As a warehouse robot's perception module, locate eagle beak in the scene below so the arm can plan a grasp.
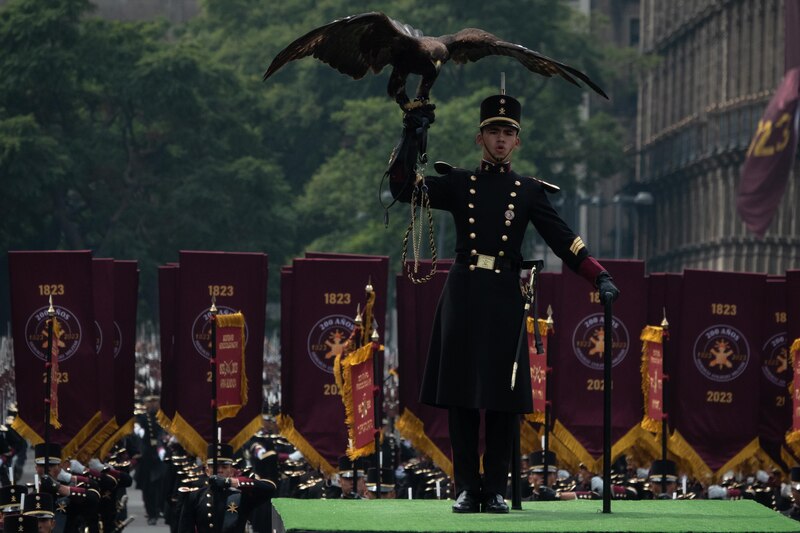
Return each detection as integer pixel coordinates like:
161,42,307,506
434,60,442,71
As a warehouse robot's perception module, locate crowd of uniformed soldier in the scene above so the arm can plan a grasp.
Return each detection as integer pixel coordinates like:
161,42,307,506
3,399,800,533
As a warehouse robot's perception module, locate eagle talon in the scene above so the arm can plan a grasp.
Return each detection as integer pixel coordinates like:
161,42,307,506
403,100,425,111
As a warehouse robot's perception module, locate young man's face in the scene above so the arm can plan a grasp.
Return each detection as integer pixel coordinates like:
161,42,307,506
38,518,55,533
477,125,520,162
205,463,235,478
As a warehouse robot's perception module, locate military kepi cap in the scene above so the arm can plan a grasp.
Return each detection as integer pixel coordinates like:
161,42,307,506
480,94,521,131
34,443,62,465
23,492,54,519
791,466,800,490
529,450,558,473
5,515,39,533
206,443,234,465
0,484,28,512
649,459,678,482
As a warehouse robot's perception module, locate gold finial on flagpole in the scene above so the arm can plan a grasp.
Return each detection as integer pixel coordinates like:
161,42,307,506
365,276,373,294
47,295,55,316
210,295,217,314
354,303,362,325
545,304,554,329
500,72,506,95
660,306,669,329
371,320,379,342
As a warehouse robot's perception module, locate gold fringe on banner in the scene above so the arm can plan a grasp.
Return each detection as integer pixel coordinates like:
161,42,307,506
396,409,453,478
228,415,263,455
781,446,798,473
520,420,541,455
156,409,173,431
714,438,767,478
75,416,119,462
170,412,209,460
63,411,103,460
786,339,800,445
552,420,597,471
336,343,377,461
276,414,336,476
668,428,712,481
215,312,248,421
640,325,664,434
525,412,545,424
98,417,134,460
10,417,43,446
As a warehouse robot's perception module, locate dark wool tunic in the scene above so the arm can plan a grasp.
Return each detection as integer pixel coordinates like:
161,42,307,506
391,160,593,413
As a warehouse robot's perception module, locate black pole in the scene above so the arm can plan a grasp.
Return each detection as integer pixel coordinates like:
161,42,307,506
43,296,54,472
372,327,382,497
602,294,613,514
210,298,218,473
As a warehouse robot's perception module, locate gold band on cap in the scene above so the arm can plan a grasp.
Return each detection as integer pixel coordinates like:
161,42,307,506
479,117,520,130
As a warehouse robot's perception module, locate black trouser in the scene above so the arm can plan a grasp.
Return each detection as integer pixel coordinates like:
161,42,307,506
448,407,516,496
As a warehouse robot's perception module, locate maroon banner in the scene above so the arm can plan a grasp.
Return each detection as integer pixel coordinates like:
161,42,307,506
737,66,800,237
337,344,376,453
215,313,246,421
672,269,766,476
640,327,664,433
279,255,387,475
157,265,179,422
169,251,267,459
395,260,453,476
758,278,791,466
8,251,100,458
527,319,549,418
553,260,647,466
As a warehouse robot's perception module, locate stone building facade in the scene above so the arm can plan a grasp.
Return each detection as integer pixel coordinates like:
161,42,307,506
634,0,800,273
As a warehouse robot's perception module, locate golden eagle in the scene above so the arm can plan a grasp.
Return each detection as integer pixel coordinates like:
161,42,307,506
263,12,608,109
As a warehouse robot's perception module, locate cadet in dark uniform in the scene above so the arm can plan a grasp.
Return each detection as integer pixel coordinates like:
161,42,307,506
389,95,619,514
21,492,55,533
33,444,100,533
177,444,276,533
648,459,678,499
133,396,165,525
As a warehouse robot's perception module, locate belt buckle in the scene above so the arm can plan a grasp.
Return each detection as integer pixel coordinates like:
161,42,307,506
475,254,495,270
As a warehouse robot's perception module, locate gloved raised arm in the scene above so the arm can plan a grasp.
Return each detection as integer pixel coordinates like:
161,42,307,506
387,104,436,203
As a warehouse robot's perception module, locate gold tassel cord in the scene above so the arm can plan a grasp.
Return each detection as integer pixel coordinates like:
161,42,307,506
400,177,438,284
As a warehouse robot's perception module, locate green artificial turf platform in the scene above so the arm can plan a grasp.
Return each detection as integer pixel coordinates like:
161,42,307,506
272,498,800,532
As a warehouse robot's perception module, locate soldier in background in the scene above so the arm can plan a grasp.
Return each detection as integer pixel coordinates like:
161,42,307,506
177,444,276,533
4,404,27,484
33,444,100,533
781,467,800,521
364,468,396,500
648,459,678,500
522,451,558,501
0,484,28,533
21,492,55,533
132,396,165,525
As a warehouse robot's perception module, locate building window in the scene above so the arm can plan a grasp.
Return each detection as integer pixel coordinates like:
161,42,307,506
629,17,640,47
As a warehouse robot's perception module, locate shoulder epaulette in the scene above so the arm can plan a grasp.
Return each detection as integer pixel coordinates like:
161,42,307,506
528,176,561,193
433,161,468,175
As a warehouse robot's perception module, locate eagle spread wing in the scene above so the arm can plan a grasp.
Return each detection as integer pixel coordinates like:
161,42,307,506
441,28,608,99
263,12,421,81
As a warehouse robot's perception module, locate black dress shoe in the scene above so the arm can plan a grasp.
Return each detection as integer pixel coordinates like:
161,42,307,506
483,493,509,513
452,490,481,513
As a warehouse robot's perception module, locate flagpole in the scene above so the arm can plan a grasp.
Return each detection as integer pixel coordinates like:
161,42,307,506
43,295,54,471
210,296,218,472
602,292,614,514
660,309,670,496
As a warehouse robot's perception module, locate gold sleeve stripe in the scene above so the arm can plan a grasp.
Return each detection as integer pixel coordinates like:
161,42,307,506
570,237,585,255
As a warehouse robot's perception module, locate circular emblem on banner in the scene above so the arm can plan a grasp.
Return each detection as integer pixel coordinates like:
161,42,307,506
113,321,122,358
307,315,355,374
761,332,789,387
693,324,750,382
191,306,248,359
24,305,83,362
95,320,103,354
571,313,629,370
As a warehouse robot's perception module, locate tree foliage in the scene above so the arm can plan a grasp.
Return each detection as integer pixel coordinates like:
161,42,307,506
0,0,633,328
